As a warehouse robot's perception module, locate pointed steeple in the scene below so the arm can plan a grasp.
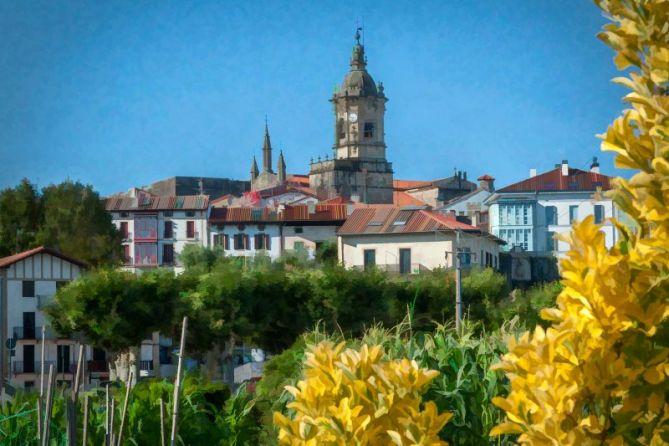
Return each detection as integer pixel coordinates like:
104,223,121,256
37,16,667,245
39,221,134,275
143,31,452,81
277,150,286,184
250,156,259,181
262,120,273,173
350,28,366,70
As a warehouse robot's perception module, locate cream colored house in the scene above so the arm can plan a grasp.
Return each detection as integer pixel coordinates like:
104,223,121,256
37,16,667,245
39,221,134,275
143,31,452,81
338,207,504,273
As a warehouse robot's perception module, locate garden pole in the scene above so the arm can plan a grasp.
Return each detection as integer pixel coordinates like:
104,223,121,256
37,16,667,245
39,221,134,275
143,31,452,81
109,398,116,446
82,394,89,446
455,231,462,332
105,383,110,446
37,325,46,440
68,344,85,445
116,370,133,446
159,397,166,446
41,364,55,446
170,317,188,446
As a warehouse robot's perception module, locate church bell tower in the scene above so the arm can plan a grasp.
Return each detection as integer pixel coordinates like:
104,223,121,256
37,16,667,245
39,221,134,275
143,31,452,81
309,29,394,204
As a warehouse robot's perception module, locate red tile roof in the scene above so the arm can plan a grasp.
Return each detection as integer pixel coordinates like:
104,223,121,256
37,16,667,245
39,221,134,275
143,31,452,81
393,191,429,207
477,174,495,181
497,167,612,193
286,174,310,187
321,195,354,204
209,204,349,224
338,207,495,237
393,179,432,191
105,195,209,211
0,246,86,269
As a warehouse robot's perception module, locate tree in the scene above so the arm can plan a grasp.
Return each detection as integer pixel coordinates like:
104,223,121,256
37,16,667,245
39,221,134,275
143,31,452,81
491,1,669,443
0,178,42,255
37,180,122,266
0,179,122,266
45,268,180,384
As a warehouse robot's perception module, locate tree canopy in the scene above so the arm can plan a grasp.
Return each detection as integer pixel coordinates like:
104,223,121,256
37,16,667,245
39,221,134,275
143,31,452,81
0,178,122,266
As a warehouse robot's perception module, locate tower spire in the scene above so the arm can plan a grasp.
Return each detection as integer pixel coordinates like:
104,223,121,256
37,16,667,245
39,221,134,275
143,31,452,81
350,27,366,70
250,156,259,181
262,120,273,173
278,150,286,184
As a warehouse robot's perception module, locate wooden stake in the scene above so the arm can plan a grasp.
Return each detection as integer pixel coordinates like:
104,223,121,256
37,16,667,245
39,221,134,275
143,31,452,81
116,371,133,446
105,384,110,446
109,398,116,446
73,344,85,401
36,398,42,442
68,344,85,446
159,398,166,446
170,317,188,446
41,364,55,446
82,394,89,446
37,325,46,440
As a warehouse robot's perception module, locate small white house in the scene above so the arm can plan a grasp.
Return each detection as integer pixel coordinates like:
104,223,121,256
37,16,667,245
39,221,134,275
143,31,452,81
209,204,349,260
0,247,103,392
106,191,209,273
338,207,504,273
485,159,618,257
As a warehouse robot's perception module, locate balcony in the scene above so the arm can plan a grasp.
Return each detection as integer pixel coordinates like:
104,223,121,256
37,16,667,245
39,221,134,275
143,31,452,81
12,326,57,340
12,361,55,374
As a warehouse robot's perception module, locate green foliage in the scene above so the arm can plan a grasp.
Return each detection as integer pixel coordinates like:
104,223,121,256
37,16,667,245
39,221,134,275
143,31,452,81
485,281,561,329
45,268,180,353
314,239,338,266
0,179,122,266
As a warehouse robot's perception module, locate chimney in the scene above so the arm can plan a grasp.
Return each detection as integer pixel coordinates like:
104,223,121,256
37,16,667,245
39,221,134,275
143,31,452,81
529,168,537,178
477,175,495,192
561,160,569,177
463,171,467,181
590,156,600,174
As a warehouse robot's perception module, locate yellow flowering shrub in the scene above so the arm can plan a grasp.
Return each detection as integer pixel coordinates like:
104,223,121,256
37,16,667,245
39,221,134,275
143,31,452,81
491,1,669,444
273,341,452,445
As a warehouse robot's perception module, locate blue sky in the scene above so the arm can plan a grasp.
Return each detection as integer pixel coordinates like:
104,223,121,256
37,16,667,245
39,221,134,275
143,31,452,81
0,0,625,195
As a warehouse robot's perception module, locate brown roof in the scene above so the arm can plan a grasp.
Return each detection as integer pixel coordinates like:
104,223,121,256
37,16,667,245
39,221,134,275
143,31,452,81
393,179,432,191
105,195,209,211
209,204,348,224
338,207,496,237
286,174,310,187
497,167,612,193
0,246,86,269
393,191,429,207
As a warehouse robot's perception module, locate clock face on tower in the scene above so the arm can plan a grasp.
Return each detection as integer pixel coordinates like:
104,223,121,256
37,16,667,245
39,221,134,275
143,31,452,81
348,112,358,123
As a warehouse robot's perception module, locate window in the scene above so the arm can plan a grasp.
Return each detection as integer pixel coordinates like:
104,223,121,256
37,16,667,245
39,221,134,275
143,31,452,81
254,234,271,250
162,244,174,265
294,241,305,251
119,222,129,239
569,205,579,223
337,118,345,139
185,211,195,217
22,280,35,298
234,234,249,250
164,221,173,239
123,245,131,264
120,212,129,218
546,231,557,252
186,221,195,238
363,249,376,271
23,312,35,339
134,243,158,266
134,216,158,240
23,345,35,373
57,345,71,374
294,227,303,234
163,211,173,217
458,247,472,267
24,381,35,390
213,234,229,249
159,346,172,365
545,206,557,225
498,204,532,226
594,204,605,224
363,122,375,138
399,249,411,274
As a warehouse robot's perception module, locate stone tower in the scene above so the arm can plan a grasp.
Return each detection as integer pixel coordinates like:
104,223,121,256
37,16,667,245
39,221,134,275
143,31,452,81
309,29,394,203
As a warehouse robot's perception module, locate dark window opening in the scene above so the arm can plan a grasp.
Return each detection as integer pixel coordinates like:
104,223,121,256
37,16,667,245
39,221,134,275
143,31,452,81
594,205,605,224
234,234,249,250
363,249,376,271
22,281,35,298
254,233,271,250
186,221,195,238
120,222,129,239
185,211,195,217
364,122,375,138
294,227,303,234
162,244,174,265
164,221,173,238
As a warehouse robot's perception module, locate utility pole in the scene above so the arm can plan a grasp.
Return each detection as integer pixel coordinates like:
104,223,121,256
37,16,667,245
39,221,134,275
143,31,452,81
445,230,463,332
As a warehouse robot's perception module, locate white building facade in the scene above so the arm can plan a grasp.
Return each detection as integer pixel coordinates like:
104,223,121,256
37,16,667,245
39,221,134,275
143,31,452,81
0,247,102,392
106,193,209,273
338,208,504,273
486,160,617,257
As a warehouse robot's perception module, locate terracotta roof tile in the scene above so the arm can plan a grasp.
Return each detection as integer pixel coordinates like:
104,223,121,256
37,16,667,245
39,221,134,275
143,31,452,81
105,195,209,211
0,246,86,269
393,179,432,191
393,191,429,207
497,167,612,193
209,204,348,224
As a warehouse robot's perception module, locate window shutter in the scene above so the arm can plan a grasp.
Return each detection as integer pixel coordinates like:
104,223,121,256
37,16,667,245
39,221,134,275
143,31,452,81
265,234,271,250
245,234,250,250
224,234,230,250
